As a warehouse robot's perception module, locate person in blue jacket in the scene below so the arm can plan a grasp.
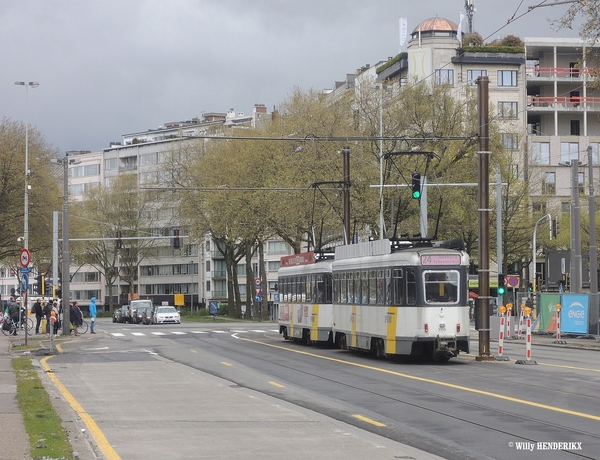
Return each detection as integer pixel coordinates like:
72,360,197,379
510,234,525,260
89,297,97,334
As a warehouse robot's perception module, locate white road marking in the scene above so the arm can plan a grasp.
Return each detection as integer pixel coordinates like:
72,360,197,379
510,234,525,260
171,331,186,335
111,333,125,337
152,332,166,335
132,332,145,336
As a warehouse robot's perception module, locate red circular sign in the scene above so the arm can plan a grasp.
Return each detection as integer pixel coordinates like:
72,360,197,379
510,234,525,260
20,248,31,268
507,275,519,287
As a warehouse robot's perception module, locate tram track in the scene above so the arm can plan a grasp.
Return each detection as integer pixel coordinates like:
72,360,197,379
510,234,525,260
166,331,600,459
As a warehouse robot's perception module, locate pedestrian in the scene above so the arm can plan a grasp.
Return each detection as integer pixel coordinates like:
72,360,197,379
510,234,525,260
70,302,82,336
7,297,19,336
51,301,60,336
43,301,52,336
32,298,44,334
89,297,97,334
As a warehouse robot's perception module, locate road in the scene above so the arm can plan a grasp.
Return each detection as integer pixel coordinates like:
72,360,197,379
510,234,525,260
37,319,600,460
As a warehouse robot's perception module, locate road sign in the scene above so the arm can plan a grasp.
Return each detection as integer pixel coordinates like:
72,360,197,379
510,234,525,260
254,277,261,287
20,248,31,268
507,275,520,287
20,273,29,292
20,267,29,274
255,294,262,303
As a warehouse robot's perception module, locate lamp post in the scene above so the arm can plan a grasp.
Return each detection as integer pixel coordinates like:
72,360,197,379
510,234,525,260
532,214,551,292
51,153,81,335
14,81,39,250
190,260,195,313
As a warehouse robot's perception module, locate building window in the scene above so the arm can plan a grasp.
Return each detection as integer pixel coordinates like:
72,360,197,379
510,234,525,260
467,69,487,86
501,133,518,150
533,202,547,214
140,153,158,166
531,142,550,165
560,142,579,163
590,143,600,165
267,241,288,253
498,102,518,118
510,164,519,178
571,120,580,136
579,172,585,194
561,201,570,212
237,264,246,276
435,69,454,85
542,172,555,194
104,158,117,171
498,70,517,86
205,260,210,272
268,261,280,272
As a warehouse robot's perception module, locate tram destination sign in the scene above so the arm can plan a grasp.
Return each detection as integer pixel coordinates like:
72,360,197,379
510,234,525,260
280,252,316,267
421,254,461,266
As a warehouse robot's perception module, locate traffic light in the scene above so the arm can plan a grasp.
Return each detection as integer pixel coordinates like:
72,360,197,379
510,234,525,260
552,218,559,238
173,228,181,249
116,230,123,249
411,172,421,199
36,275,42,294
41,276,46,295
528,282,533,292
498,273,506,295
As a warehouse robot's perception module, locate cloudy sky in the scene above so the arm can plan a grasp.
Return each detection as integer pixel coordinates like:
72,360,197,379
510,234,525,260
2,0,580,154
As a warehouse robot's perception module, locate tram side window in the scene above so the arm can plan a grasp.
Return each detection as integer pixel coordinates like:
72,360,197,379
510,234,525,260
385,269,392,305
341,273,347,303
392,269,404,305
324,273,332,303
304,275,311,303
347,272,355,303
361,271,369,304
377,270,385,305
369,270,377,304
333,273,339,303
406,268,417,305
280,278,287,302
300,275,307,302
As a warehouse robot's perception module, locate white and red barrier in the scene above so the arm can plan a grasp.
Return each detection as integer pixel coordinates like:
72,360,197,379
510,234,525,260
515,306,537,365
495,306,509,361
517,306,525,340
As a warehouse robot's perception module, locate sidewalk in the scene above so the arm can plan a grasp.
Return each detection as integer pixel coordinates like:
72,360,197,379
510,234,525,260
0,332,31,460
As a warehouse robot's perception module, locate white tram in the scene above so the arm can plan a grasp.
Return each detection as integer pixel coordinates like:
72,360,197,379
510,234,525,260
277,252,333,344
331,239,470,361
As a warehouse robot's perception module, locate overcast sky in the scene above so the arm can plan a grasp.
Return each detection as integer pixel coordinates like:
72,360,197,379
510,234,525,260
2,1,580,154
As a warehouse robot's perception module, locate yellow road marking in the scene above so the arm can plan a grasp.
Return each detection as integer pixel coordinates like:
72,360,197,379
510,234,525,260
221,361,233,366
40,356,121,460
268,381,285,388
538,362,600,373
353,414,386,427
189,349,198,353
239,337,600,422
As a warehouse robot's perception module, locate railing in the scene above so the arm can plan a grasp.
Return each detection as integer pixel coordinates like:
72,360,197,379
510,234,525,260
527,95,600,110
526,66,596,79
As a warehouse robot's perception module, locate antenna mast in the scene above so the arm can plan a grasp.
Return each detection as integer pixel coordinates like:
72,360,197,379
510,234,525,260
465,0,475,34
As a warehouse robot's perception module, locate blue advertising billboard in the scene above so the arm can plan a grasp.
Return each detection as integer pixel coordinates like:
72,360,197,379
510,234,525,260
560,294,588,334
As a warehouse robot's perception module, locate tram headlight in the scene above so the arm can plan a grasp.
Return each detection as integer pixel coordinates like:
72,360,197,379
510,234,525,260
456,323,461,333
424,323,429,333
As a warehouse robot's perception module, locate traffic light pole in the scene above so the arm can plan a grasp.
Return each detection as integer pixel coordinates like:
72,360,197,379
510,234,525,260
532,214,551,293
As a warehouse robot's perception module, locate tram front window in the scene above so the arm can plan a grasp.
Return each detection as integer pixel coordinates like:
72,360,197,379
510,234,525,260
424,271,459,304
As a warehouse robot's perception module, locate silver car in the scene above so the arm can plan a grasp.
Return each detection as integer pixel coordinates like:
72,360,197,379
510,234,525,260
153,306,181,324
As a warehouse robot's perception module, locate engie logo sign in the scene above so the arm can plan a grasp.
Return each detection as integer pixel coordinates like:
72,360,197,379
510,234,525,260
560,294,589,334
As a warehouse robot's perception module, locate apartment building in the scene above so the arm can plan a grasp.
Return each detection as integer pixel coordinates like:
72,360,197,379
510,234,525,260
52,106,288,313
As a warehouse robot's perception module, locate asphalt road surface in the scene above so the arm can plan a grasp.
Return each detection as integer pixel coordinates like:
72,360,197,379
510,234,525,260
36,319,600,460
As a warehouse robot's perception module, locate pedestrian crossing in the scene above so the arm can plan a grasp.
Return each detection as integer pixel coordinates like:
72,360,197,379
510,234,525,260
108,329,279,338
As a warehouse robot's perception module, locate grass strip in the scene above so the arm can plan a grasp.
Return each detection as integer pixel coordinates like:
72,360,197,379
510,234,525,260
12,356,74,460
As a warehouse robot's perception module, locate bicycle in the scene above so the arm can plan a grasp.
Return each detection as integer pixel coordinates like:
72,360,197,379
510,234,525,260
78,320,89,334
1,315,34,337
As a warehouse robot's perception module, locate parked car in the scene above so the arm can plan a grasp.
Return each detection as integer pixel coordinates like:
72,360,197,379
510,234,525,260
153,306,181,324
115,305,131,323
141,307,154,325
134,306,151,324
129,299,153,324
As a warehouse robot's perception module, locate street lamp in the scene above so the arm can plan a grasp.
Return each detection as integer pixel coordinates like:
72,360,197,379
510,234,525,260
14,81,39,250
51,153,81,335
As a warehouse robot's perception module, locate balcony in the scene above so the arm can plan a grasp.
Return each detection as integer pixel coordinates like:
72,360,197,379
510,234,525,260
526,95,600,112
526,66,596,81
